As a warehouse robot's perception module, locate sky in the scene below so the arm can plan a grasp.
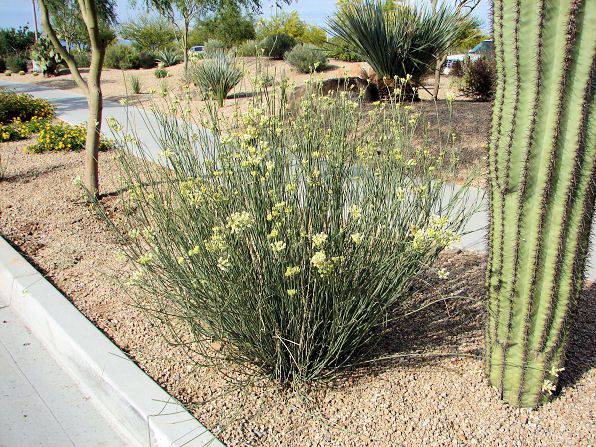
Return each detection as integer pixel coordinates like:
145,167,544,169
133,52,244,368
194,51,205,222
0,0,492,33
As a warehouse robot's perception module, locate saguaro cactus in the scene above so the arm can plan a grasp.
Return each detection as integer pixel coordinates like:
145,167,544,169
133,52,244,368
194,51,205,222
486,0,595,407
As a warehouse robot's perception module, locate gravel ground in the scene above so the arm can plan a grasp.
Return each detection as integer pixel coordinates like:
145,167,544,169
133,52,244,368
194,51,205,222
0,139,593,446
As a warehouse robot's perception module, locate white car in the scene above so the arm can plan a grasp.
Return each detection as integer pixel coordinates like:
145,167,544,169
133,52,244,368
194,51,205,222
443,39,494,74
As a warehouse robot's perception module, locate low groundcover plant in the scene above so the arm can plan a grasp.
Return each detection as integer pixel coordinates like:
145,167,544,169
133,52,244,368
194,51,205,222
104,82,473,383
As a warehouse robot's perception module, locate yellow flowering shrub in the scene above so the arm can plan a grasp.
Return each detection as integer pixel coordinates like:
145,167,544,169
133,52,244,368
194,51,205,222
0,116,51,143
27,122,112,153
0,91,54,124
103,78,475,383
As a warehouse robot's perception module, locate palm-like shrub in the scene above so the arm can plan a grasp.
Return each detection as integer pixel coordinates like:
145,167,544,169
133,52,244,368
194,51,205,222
190,53,243,106
284,44,328,73
103,83,474,383
328,1,463,92
260,33,296,59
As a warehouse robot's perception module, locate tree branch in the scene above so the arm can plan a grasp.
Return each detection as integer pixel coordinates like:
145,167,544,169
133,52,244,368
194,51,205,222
38,0,89,94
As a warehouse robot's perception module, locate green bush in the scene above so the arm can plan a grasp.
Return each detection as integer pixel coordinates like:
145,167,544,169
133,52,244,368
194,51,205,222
30,37,63,76
190,53,243,106
235,39,260,57
260,33,296,59
104,83,472,383
4,70,11,76
324,36,361,62
0,91,54,124
119,15,178,54
5,54,28,73
328,2,463,87
460,56,496,101
154,68,168,78
28,121,111,153
72,50,91,68
104,44,156,69
204,39,228,58
284,44,328,73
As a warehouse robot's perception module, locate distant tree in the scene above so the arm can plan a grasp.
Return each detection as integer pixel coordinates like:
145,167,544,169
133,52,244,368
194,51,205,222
38,0,117,198
256,11,327,46
120,15,179,53
193,2,255,46
0,26,36,57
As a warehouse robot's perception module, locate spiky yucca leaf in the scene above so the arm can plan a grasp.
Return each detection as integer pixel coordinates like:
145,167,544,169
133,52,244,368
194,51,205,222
191,52,243,107
328,0,463,86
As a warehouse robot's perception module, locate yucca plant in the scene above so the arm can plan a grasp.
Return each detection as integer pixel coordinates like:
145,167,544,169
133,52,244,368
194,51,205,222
328,0,463,97
486,0,595,407
102,81,475,383
156,48,181,67
190,53,243,106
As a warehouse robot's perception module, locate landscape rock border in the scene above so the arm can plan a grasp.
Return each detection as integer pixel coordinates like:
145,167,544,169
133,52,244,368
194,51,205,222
0,236,224,447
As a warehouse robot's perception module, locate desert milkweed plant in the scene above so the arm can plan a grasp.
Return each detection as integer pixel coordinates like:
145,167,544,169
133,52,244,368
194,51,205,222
103,79,475,383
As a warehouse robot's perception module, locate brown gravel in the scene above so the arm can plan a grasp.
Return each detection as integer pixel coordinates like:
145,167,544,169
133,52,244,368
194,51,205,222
1,138,594,447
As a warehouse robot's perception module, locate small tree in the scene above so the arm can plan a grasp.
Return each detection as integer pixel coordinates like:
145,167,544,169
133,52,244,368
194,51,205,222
38,0,116,197
120,15,179,53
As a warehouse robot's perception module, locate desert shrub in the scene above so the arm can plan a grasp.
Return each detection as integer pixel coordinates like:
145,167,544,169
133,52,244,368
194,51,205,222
193,2,256,47
72,50,91,68
329,2,463,89
190,53,243,106
102,81,473,383
235,39,260,57
28,121,111,153
30,37,64,76
0,58,6,73
324,36,360,62
450,60,464,77
460,56,496,101
260,33,296,59
138,52,157,69
19,70,25,75
204,39,228,58
0,91,54,124
154,68,168,78
5,54,28,73
129,75,142,94
0,116,49,142
156,48,181,67
284,44,328,73
4,70,11,76
104,44,140,69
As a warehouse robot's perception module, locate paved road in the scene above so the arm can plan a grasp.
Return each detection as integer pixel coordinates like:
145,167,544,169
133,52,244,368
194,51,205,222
1,80,594,279
0,305,128,446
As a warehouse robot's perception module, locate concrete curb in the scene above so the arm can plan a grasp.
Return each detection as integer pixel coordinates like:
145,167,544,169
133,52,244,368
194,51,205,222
0,236,224,447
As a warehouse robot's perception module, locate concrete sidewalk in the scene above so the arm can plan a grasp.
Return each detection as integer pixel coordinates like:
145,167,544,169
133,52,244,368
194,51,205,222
1,79,594,278
0,305,128,447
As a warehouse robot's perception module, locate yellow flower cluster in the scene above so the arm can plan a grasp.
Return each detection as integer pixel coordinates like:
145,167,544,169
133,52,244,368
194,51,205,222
28,122,112,154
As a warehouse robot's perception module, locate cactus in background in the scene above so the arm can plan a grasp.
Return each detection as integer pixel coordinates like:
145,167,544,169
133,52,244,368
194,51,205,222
486,0,595,407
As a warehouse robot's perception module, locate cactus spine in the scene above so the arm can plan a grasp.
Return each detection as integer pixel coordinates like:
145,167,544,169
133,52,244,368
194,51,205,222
486,0,595,407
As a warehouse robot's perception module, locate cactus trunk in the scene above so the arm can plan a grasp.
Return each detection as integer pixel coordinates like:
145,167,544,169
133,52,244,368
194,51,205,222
486,0,595,407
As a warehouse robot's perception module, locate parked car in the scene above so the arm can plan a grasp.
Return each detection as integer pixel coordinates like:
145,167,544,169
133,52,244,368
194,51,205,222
188,45,205,54
443,39,494,74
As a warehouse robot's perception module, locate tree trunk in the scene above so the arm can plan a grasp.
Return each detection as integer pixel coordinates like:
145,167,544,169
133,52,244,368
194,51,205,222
486,0,595,408
183,18,189,72
84,45,105,197
432,55,447,100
